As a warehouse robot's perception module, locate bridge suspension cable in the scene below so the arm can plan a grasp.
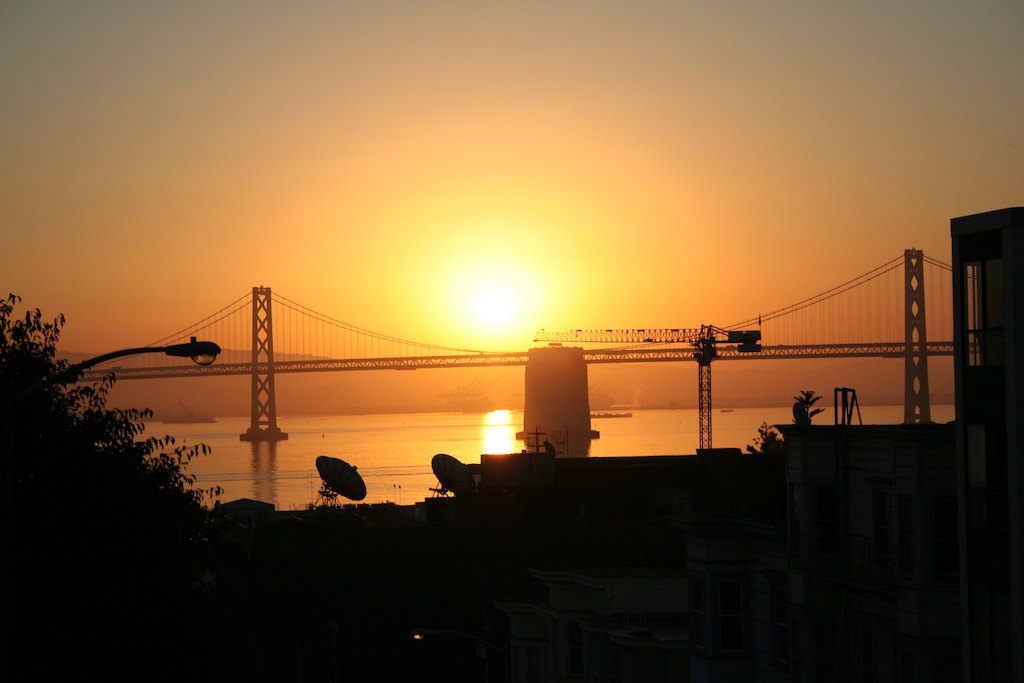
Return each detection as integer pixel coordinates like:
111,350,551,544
144,292,252,348
271,292,489,357
728,255,905,329
727,254,952,348
922,255,952,271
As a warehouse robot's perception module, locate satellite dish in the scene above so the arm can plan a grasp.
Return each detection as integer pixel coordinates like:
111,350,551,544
315,455,367,501
431,453,470,496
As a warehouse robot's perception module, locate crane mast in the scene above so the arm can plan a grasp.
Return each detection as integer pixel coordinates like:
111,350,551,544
532,326,761,450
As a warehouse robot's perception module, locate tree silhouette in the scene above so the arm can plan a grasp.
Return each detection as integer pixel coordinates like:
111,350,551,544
746,421,785,455
792,389,825,425
738,422,786,526
1,294,220,678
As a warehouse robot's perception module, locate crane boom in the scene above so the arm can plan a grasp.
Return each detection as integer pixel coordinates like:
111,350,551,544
533,328,705,344
533,326,761,450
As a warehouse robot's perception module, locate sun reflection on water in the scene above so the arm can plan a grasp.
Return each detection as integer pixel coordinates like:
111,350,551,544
480,409,517,455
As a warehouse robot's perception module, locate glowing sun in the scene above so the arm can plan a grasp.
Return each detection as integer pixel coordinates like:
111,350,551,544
474,285,518,326
447,259,540,345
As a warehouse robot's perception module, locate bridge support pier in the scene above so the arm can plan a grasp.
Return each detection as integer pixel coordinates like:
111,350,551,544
241,286,288,442
904,249,932,424
517,346,599,457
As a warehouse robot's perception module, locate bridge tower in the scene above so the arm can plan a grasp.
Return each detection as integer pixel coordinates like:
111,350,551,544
240,286,288,442
904,248,932,424
517,346,599,456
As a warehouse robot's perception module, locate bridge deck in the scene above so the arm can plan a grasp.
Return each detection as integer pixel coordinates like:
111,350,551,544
78,342,953,381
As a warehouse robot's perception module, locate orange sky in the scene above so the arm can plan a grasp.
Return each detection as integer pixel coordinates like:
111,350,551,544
2,2,1022,354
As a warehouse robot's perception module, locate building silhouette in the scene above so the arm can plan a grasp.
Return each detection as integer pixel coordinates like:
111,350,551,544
952,207,1024,681
773,422,960,682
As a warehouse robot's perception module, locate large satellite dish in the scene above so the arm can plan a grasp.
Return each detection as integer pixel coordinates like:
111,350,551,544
315,455,367,502
431,453,470,497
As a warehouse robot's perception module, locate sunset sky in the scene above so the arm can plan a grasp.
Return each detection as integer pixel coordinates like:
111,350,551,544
3,1,1021,354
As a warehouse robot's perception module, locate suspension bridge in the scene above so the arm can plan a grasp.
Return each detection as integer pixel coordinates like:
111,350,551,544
79,249,953,445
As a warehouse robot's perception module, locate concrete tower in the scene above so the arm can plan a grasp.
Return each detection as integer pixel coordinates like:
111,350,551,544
520,346,599,457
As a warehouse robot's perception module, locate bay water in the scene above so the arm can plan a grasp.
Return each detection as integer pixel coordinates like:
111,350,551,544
168,405,955,511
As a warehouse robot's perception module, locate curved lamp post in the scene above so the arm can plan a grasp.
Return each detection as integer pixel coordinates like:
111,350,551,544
16,336,221,399
1,336,220,674
86,336,220,368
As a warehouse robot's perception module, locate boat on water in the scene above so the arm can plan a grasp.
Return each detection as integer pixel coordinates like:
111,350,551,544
590,412,633,419
160,402,216,424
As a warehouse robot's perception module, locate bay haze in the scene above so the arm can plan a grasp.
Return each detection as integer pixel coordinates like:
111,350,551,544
3,2,1019,402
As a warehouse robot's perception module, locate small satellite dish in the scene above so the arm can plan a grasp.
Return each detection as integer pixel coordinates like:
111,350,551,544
431,453,470,496
316,455,367,502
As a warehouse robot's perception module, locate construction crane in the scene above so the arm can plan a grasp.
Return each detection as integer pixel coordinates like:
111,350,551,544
532,326,761,450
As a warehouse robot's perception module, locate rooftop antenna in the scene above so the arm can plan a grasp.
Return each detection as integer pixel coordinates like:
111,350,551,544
430,453,472,497
834,387,862,426
526,427,546,453
314,455,367,506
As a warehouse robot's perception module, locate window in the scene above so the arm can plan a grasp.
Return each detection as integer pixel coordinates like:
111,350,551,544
567,621,583,677
967,423,1009,529
898,495,915,579
817,486,839,555
967,423,987,489
772,582,789,667
873,490,890,568
899,649,919,683
934,659,961,683
931,498,959,580
551,618,584,678
690,574,706,650
862,630,875,683
815,625,836,680
964,258,1004,366
789,483,801,552
969,587,1012,680
719,579,744,652
512,643,545,683
791,619,802,682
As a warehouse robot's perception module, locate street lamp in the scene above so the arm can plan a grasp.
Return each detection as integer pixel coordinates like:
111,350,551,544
1,336,221,676
132,337,220,366
19,336,221,398
411,628,505,681
8,336,221,404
